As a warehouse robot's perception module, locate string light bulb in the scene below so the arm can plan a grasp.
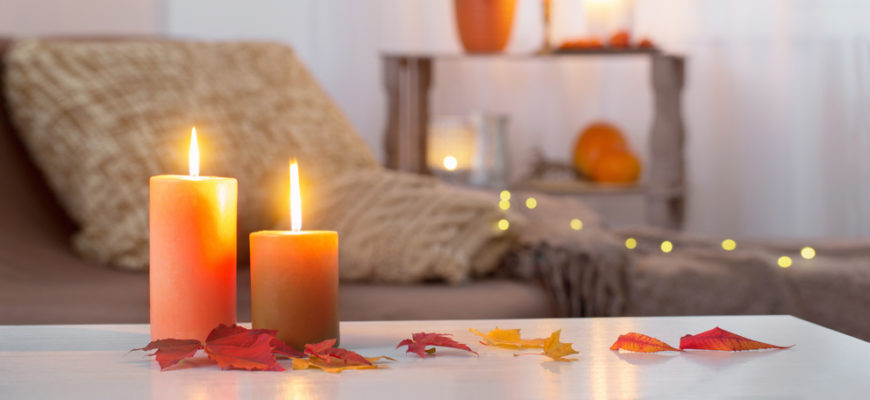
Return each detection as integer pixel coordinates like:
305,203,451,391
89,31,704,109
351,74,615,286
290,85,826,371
800,246,816,260
525,197,537,209
497,218,510,231
499,190,511,201
625,238,637,250
778,256,792,268
660,240,673,253
721,239,737,251
499,200,510,210
570,219,583,231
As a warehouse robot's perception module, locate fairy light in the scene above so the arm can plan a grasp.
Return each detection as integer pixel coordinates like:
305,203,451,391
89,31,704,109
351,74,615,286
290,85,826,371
570,218,583,231
800,246,816,260
660,240,673,253
499,190,511,201
525,197,538,209
499,199,510,210
488,194,812,274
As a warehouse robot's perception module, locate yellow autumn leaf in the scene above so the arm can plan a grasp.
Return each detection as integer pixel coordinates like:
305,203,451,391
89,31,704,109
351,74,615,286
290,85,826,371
470,327,547,349
542,329,578,361
291,356,392,373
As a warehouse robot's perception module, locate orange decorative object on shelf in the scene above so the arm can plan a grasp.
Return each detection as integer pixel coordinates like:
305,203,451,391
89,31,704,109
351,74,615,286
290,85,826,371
572,121,641,183
572,122,626,174
454,0,517,53
609,30,631,48
588,149,641,183
638,37,655,49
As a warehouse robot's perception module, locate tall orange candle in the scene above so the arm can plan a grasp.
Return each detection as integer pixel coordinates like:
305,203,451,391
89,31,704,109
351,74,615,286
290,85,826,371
149,127,237,340
250,160,339,349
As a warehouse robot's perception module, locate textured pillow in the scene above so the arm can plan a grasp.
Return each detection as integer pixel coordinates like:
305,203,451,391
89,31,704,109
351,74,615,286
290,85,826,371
4,39,515,283
4,39,377,270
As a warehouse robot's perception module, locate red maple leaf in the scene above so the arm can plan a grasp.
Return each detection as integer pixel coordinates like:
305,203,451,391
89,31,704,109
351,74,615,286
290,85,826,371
680,327,793,351
132,339,203,370
304,339,372,367
205,333,284,371
271,338,305,358
205,324,304,358
397,332,478,357
134,324,303,371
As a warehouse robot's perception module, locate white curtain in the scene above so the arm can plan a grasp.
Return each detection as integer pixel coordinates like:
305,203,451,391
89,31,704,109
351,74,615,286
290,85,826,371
166,0,870,239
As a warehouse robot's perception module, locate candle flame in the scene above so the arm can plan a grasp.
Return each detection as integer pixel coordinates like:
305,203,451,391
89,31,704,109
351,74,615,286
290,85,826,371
290,160,302,232
189,127,199,177
443,155,458,171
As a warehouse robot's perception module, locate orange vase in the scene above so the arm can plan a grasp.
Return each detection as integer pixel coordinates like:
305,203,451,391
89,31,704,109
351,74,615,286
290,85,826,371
454,0,517,53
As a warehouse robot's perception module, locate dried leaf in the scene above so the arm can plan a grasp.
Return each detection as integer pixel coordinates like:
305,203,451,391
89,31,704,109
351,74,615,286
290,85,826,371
206,324,304,358
304,339,372,367
542,329,578,361
271,338,305,358
679,327,793,351
397,332,478,358
134,324,303,371
132,339,203,370
205,333,284,371
470,327,547,349
205,324,275,341
292,356,391,373
610,332,681,353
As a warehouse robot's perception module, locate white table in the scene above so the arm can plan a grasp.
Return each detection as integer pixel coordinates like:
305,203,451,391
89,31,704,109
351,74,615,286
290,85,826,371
2,315,868,399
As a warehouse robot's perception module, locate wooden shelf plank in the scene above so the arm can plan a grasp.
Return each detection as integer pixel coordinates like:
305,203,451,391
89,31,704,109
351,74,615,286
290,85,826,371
516,179,646,195
382,48,661,60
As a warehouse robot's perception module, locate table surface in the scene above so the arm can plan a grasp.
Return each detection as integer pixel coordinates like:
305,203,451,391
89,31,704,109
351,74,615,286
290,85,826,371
2,315,868,399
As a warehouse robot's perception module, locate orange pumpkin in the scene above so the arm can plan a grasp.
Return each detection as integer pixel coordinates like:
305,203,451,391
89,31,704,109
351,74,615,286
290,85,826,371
572,122,627,176
588,149,641,183
609,30,631,48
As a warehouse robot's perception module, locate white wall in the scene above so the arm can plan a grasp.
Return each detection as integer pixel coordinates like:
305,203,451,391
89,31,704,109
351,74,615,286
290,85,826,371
166,0,386,161
0,0,160,36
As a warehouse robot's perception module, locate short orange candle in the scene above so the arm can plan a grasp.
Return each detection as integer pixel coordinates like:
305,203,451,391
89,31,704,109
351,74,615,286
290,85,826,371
149,128,237,340
250,161,339,349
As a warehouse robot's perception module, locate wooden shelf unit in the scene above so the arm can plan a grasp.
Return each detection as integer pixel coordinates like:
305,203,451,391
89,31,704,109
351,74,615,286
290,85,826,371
382,51,686,229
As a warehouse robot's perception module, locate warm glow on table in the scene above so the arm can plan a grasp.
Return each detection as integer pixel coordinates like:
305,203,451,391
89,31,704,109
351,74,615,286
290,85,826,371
250,160,339,349
149,128,237,340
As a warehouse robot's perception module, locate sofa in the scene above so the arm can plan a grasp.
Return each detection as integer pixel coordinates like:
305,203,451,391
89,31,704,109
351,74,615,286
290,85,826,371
0,38,555,325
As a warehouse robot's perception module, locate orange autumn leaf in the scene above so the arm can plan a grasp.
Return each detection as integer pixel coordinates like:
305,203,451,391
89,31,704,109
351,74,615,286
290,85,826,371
610,332,681,353
469,327,547,349
679,327,793,351
542,329,578,361
292,356,392,373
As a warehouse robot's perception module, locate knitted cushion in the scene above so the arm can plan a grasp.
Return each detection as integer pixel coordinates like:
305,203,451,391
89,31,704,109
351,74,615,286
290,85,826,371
4,39,514,282
3,39,377,270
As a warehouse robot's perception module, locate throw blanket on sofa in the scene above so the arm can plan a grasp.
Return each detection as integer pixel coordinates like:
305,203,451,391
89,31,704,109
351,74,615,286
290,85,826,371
617,227,870,341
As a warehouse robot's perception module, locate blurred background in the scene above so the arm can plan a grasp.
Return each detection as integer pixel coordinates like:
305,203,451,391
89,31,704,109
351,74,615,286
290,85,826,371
4,0,869,240
4,0,870,343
